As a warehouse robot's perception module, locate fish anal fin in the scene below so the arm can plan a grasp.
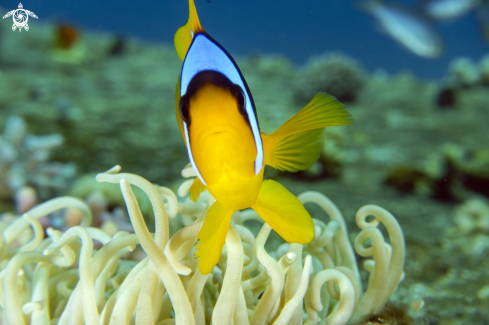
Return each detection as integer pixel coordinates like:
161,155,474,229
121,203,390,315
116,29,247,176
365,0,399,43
262,92,353,172
251,180,314,244
196,201,233,274
189,177,206,202
174,0,204,61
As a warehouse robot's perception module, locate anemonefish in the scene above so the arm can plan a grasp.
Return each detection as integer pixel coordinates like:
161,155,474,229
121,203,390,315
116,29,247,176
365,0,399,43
174,0,353,275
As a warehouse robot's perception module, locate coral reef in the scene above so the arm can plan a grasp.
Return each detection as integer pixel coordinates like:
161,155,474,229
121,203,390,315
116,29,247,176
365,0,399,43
433,54,489,110
453,198,489,234
0,17,184,184
0,166,407,324
0,116,76,202
294,53,366,104
480,54,489,85
446,57,481,88
442,54,489,90
401,198,489,323
445,144,489,198
384,143,489,202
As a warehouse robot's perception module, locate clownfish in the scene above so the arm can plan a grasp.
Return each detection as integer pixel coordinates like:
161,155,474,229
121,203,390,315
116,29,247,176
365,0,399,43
174,0,353,275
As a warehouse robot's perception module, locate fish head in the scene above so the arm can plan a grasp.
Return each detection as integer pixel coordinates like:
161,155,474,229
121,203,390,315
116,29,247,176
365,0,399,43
174,3,264,188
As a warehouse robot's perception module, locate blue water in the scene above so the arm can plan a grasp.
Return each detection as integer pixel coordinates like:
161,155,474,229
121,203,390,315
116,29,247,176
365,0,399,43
4,0,488,80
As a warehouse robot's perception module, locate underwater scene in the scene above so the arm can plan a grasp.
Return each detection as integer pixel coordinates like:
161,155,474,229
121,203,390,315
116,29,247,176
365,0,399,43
0,0,488,324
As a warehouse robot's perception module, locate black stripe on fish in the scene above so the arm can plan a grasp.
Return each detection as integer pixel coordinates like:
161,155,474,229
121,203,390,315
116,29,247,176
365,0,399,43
180,70,249,126
181,31,260,127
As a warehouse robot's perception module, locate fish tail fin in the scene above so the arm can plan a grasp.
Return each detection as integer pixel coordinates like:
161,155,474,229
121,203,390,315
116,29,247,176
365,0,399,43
263,92,353,172
251,180,314,244
189,177,206,202
196,201,234,274
174,0,204,61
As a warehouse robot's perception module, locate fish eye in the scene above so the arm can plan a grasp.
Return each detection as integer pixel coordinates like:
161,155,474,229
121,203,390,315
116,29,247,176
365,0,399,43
179,96,191,125
232,85,246,116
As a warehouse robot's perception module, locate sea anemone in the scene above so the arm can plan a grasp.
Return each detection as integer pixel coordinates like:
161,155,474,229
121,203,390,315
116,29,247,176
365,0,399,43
0,165,407,325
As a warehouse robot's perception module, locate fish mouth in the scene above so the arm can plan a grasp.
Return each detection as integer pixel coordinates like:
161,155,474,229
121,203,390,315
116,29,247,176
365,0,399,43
203,130,225,138
197,126,242,148
201,125,240,138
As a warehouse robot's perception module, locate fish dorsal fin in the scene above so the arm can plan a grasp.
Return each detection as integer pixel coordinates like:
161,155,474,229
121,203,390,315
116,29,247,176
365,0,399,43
174,0,204,61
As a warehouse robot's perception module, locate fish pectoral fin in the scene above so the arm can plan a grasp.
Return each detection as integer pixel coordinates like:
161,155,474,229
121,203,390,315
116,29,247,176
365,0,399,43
196,201,233,274
189,177,206,202
263,92,353,172
262,129,324,172
251,180,314,244
275,92,353,137
174,0,204,61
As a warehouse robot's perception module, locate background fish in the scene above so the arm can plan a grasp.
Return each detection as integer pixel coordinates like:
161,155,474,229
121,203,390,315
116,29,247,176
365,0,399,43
477,1,489,41
10,0,489,78
361,0,444,58
424,0,481,20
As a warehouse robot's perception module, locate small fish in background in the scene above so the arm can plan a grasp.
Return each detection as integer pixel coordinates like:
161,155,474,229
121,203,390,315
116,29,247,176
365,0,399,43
55,24,79,50
174,0,353,274
423,0,481,20
108,35,126,56
52,23,86,64
361,0,444,58
476,1,489,41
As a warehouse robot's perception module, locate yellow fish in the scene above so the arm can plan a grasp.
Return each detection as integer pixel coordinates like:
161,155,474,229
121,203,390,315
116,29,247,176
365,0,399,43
174,0,353,274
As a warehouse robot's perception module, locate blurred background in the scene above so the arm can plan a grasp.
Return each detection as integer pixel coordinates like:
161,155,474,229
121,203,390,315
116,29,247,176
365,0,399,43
1,0,489,323
11,0,489,79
